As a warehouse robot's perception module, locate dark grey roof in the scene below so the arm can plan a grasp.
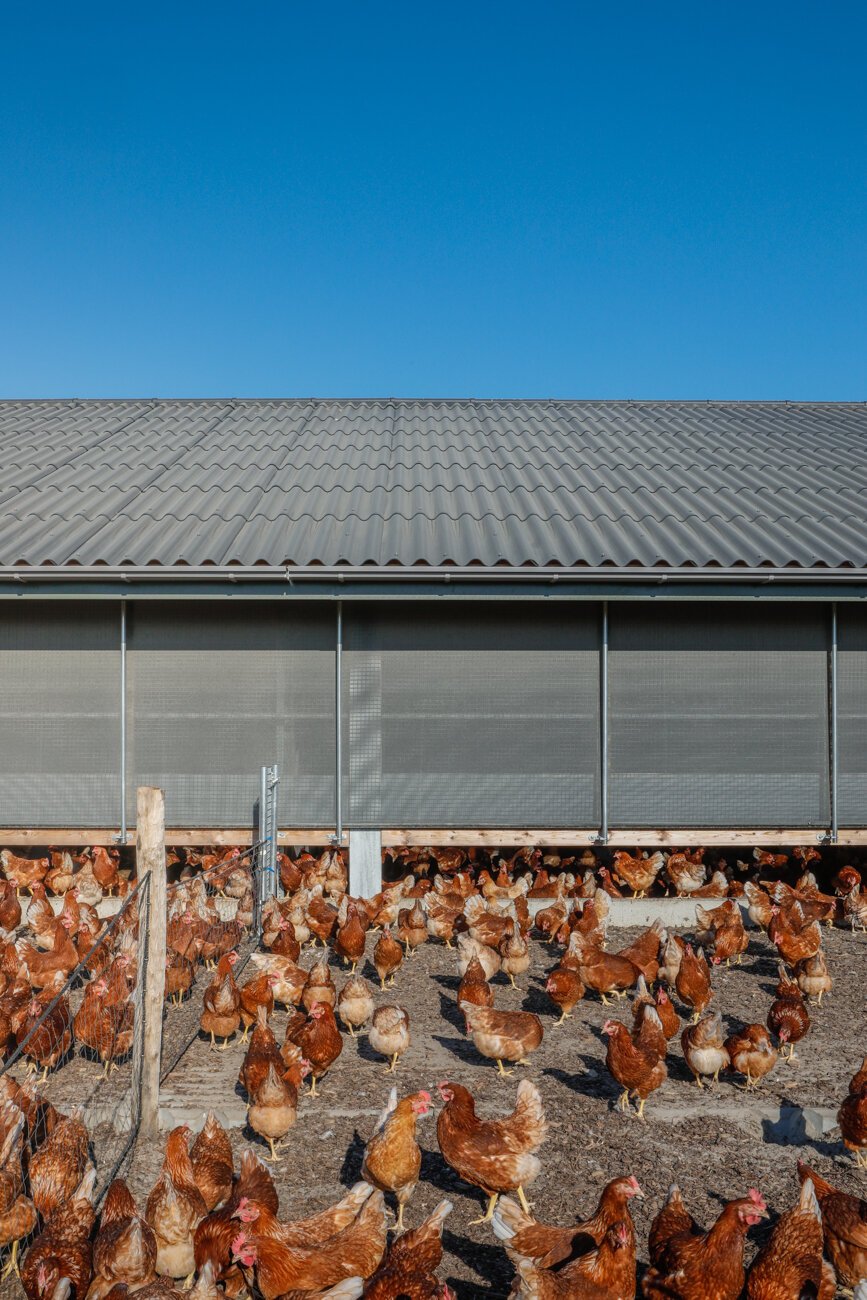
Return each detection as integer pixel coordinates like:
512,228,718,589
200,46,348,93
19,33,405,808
0,398,865,569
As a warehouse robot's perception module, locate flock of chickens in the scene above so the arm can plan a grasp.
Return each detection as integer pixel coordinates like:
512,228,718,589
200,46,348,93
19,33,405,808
0,840,866,1298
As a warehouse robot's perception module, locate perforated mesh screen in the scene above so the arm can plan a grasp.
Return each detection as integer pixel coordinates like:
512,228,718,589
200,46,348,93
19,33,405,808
342,604,600,827
128,604,335,826
609,605,830,827
0,602,120,826
838,605,867,827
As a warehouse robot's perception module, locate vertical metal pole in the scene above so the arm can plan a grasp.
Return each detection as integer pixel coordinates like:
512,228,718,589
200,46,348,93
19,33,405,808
830,602,838,844
600,601,609,843
335,600,343,845
267,765,279,891
258,766,267,935
120,600,127,844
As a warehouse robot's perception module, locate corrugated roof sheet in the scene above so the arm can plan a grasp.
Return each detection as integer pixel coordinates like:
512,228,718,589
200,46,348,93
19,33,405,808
0,398,865,568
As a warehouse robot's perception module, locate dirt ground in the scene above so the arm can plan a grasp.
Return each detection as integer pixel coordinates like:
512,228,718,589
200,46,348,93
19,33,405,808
117,917,867,1299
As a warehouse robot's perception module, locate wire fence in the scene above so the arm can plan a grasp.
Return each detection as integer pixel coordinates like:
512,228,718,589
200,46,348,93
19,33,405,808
159,841,271,1081
0,871,150,1289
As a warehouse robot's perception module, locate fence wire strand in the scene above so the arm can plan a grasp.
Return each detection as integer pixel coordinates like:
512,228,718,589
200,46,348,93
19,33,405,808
159,841,268,1082
0,868,151,1292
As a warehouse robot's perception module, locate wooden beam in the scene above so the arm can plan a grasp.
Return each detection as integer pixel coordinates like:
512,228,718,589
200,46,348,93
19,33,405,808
135,787,167,1141
380,828,599,848
379,828,853,848
0,829,122,846
1,827,865,847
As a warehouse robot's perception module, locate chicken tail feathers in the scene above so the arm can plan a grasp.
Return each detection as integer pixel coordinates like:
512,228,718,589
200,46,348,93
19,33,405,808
509,1080,548,1151
372,1086,398,1134
463,895,485,925
491,1195,531,1242
798,1177,822,1222
73,1165,97,1205
414,1199,454,1242
514,1258,545,1297
317,1280,365,1300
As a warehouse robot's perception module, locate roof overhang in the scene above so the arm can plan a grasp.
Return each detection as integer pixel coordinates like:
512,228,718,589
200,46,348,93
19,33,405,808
0,564,865,601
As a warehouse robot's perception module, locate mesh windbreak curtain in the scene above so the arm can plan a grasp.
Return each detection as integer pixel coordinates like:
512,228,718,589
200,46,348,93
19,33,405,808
608,604,831,828
838,604,867,827
127,603,335,826
0,601,120,826
341,602,601,828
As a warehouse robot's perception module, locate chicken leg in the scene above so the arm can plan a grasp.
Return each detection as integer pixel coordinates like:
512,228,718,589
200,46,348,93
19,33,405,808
0,1240,19,1279
468,1193,499,1226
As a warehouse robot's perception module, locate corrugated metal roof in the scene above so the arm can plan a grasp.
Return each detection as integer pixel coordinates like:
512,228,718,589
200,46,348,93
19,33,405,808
0,398,865,569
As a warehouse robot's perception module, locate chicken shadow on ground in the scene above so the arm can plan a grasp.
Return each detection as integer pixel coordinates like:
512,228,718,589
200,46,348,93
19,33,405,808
445,1274,509,1300
417,1144,471,1199
517,981,555,1018
353,1035,391,1066
543,1062,620,1102
432,1033,482,1066
337,1129,366,1185
360,957,384,985
431,972,462,992
443,1229,514,1298
439,990,469,1032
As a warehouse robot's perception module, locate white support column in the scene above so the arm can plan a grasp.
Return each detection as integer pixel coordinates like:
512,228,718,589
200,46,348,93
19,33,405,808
349,828,382,899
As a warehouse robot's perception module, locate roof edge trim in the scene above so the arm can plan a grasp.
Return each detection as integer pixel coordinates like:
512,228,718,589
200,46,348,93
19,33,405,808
1,564,865,585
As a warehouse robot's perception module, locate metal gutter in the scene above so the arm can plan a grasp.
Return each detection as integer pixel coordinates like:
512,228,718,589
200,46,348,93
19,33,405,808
0,565,864,603
1,564,866,584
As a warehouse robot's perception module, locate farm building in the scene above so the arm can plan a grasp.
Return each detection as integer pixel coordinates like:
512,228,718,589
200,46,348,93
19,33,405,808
0,397,865,855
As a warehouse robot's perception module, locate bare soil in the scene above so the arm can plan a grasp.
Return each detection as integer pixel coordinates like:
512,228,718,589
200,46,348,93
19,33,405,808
118,918,867,1298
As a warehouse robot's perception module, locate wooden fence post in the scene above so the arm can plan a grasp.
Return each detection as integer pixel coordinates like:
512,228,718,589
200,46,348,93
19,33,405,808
137,786,166,1139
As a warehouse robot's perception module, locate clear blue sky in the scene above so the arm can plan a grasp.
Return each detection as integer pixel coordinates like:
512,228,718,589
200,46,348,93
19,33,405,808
1,2,865,399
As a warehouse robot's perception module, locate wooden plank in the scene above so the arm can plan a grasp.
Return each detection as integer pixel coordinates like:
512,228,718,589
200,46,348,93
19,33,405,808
380,828,599,848
135,787,167,1141
0,829,121,846
1,827,865,847
380,828,846,848
606,828,834,848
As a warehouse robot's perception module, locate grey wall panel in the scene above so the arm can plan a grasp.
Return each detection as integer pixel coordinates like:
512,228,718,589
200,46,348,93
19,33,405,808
838,606,867,827
609,605,830,827
343,604,600,828
128,603,335,827
0,602,120,826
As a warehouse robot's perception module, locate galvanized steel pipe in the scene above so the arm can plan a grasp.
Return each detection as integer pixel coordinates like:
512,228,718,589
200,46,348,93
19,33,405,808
119,600,127,843
600,600,609,844
831,602,838,844
335,600,343,844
